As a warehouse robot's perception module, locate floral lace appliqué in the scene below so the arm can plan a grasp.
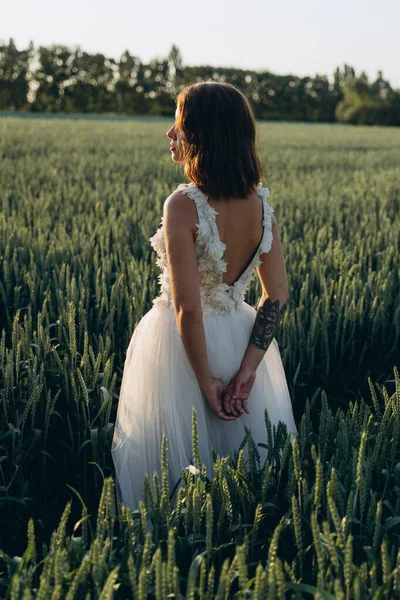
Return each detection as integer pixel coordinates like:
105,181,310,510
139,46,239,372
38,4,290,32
149,182,274,316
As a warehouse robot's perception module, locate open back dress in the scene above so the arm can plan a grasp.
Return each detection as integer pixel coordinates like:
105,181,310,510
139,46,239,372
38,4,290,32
111,182,297,512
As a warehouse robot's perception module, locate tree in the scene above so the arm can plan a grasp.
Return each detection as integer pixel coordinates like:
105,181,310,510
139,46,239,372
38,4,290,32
32,44,75,111
64,50,117,112
167,44,184,96
0,38,32,110
335,70,394,126
115,50,142,114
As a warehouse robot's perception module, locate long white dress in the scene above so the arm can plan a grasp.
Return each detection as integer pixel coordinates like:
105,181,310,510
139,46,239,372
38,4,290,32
111,182,297,512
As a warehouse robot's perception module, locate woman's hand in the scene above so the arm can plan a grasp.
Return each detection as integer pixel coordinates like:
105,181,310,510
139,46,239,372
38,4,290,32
200,378,238,421
222,366,256,418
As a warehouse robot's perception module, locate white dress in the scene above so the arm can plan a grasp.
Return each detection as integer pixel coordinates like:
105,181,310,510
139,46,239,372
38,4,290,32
111,182,297,512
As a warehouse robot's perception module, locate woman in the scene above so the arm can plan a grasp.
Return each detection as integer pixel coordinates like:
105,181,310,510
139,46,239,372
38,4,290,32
111,81,297,513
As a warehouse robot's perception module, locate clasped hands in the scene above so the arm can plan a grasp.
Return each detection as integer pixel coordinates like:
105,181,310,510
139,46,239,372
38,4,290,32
200,366,256,421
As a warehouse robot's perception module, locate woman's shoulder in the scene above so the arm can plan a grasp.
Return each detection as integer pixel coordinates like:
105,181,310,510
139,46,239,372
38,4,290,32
164,184,201,220
170,182,208,205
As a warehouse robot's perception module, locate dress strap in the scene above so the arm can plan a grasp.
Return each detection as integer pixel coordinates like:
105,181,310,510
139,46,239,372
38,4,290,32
254,183,274,255
176,182,228,269
176,183,207,209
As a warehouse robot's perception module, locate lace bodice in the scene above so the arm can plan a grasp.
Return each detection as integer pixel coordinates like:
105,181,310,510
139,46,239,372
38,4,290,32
149,182,274,316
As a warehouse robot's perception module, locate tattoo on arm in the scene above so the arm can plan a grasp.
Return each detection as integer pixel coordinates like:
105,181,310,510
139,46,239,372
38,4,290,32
249,297,287,352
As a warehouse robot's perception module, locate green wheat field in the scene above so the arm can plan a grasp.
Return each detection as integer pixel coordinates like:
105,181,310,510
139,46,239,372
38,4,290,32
0,115,400,598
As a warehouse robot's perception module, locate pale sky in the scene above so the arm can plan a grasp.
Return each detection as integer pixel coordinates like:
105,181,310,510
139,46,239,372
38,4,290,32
3,0,400,89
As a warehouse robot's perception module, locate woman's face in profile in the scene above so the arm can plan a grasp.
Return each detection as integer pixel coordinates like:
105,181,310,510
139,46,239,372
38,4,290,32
166,107,189,163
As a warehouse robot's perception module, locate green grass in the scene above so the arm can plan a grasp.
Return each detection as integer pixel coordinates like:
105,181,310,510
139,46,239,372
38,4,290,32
0,116,399,597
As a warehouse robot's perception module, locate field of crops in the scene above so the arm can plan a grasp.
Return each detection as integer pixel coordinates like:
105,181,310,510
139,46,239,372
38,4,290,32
0,115,399,598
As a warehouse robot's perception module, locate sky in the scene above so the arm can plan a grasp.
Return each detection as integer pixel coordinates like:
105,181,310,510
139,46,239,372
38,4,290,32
2,0,400,89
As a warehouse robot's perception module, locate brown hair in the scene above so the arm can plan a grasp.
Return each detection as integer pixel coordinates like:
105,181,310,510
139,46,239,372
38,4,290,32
175,81,265,201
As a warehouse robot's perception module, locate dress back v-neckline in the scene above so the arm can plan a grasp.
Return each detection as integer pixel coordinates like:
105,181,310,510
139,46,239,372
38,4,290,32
187,183,268,288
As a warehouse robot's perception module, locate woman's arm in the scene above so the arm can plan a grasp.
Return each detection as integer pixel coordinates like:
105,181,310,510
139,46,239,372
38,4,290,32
222,215,290,417
241,215,289,372
175,308,212,389
163,191,212,390
240,292,288,372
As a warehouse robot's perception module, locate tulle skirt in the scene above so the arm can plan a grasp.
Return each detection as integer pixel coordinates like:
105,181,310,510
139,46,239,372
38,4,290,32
111,301,298,513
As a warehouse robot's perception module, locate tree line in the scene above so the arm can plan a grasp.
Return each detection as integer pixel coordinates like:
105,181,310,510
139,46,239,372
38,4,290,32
1,38,399,125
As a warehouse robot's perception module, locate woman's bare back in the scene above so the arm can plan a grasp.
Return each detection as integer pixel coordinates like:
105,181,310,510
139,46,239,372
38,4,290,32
200,191,264,286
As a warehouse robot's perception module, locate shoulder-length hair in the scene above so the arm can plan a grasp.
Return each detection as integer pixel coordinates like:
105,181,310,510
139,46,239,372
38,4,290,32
175,81,265,201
